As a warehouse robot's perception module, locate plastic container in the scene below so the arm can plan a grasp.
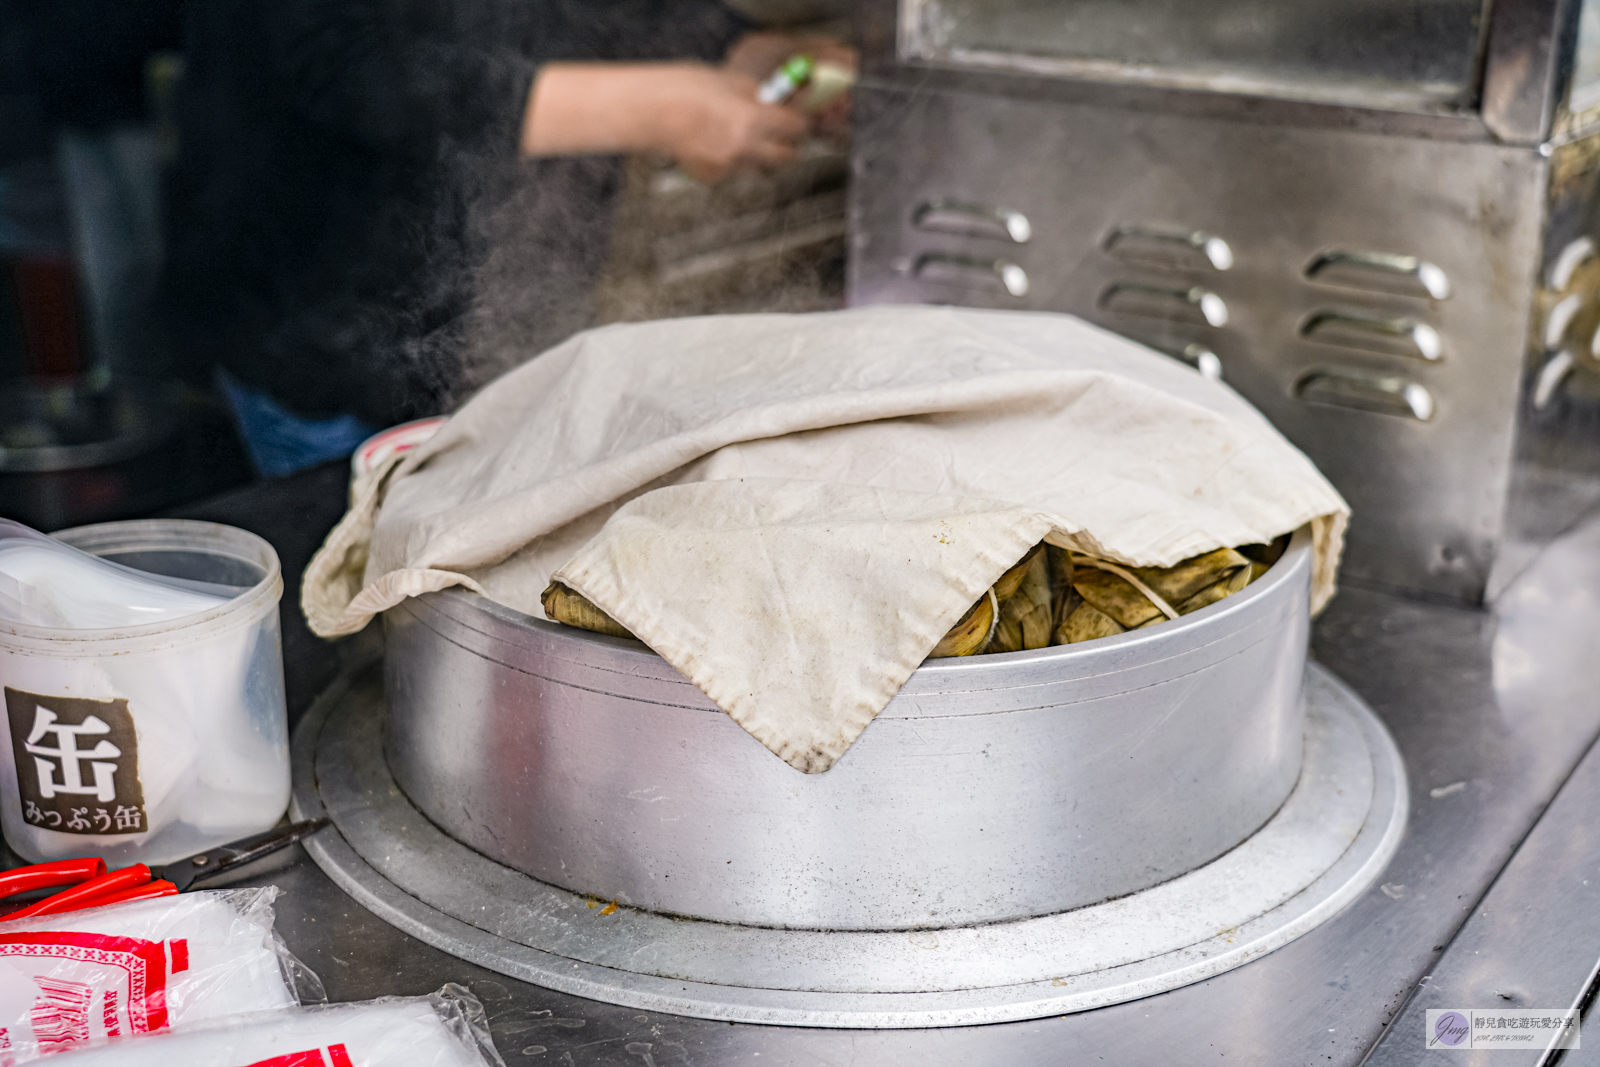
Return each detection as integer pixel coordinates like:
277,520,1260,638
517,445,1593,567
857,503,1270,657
349,416,447,505
0,520,288,865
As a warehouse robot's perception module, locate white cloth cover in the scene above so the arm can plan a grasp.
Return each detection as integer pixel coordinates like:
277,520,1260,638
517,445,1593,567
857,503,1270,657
304,306,1348,772
0,888,304,1063
43,987,497,1067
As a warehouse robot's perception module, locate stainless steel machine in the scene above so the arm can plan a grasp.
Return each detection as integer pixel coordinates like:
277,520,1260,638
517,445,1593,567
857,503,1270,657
848,0,1600,603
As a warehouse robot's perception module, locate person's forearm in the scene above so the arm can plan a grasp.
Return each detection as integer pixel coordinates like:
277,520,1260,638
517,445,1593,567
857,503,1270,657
521,60,807,182
521,63,675,157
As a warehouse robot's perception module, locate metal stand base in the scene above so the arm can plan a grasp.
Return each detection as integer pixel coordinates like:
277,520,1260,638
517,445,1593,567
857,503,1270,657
292,660,1406,1028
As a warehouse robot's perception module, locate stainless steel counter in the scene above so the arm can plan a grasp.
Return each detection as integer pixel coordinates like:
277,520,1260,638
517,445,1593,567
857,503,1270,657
56,508,1600,1065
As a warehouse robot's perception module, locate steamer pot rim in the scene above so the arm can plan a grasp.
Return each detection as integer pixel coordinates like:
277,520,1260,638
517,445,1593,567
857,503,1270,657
412,524,1313,677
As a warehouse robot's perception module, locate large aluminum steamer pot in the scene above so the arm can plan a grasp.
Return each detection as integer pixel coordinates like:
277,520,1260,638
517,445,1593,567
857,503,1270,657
384,527,1312,931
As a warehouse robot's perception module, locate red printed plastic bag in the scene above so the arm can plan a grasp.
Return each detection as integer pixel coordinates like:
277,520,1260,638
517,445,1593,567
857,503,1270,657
44,985,500,1067
0,887,317,1063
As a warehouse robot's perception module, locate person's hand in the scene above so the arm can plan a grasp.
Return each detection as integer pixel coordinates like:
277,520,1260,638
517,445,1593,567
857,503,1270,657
724,32,857,143
724,32,857,86
648,65,808,183
521,62,806,183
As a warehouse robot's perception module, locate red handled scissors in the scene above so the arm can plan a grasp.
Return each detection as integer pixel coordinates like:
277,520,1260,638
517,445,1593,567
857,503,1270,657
0,818,329,922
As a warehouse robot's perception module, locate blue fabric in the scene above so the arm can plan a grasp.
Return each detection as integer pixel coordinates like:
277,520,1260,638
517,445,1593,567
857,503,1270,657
216,368,379,478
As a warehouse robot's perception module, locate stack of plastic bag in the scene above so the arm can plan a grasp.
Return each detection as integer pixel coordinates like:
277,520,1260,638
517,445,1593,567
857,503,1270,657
0,888,314,1061
46,985,500,1067
0,887,506,1066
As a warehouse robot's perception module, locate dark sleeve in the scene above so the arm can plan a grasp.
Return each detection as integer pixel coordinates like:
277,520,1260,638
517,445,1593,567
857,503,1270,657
268,0,540,158
553,0,753,63
265,0,750,157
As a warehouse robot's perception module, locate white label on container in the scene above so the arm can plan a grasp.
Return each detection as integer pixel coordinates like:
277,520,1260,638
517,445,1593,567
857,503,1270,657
4,688,147,835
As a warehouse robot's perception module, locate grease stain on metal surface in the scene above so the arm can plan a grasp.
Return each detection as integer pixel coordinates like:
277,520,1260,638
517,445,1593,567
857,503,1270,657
493,1010,554,1035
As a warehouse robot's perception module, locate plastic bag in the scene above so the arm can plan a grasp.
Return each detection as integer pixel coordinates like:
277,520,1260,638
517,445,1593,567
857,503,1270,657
0,887,319,1063
0,520,233,630
45,984,502,1067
